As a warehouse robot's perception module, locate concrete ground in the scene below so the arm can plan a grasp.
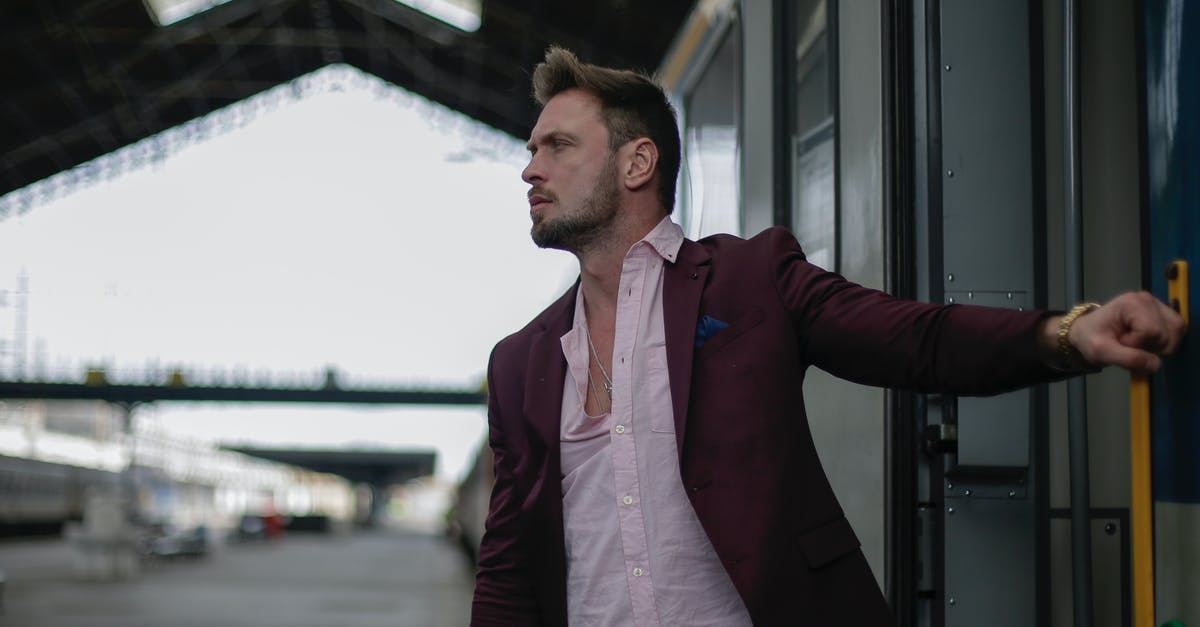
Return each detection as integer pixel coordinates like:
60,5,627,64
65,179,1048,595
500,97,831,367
0,527,475,627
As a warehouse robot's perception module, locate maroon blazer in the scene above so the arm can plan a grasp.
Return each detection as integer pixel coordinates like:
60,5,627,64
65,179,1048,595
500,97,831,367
471,227,1056,626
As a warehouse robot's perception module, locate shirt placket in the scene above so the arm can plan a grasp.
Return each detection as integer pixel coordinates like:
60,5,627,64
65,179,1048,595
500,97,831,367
611,250,658,625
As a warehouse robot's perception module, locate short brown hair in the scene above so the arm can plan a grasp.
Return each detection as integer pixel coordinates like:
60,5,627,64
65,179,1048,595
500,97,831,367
531,47,681,213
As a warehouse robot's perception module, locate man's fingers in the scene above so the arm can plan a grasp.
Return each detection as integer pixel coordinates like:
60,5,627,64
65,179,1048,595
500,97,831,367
1153,297,1188,355
1069,290,1187,374
1087,337,1161,373
1119,323,1168,354
1113,291,1187,356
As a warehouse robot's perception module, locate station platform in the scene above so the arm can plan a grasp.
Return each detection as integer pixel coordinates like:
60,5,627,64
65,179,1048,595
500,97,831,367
0,526,475,627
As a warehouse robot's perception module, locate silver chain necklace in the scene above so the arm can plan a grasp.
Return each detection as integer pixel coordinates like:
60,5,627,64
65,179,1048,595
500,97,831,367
585,324,614,397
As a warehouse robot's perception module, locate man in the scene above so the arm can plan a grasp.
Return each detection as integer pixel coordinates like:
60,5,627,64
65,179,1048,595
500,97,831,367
471,48,1187,626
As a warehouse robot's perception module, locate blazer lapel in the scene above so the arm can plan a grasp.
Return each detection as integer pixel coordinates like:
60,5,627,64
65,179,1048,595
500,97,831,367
522,283,577,450
663,239,711,454
518,283,575,627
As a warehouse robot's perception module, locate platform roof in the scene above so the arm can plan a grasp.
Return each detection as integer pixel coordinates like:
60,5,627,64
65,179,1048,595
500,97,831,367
226,445,437,484
0,0,695,208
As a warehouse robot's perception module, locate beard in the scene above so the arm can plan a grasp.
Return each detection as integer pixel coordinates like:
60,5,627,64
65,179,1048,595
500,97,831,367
531,154,620,252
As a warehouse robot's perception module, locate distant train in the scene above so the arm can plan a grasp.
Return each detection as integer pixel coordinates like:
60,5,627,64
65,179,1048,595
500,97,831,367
0,454,122,537
449,443,492,561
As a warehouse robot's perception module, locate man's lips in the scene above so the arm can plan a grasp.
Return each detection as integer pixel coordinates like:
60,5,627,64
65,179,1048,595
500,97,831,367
528,194,552,210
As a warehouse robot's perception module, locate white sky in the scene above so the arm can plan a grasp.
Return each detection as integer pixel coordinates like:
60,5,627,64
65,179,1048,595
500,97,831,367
0,66,579,482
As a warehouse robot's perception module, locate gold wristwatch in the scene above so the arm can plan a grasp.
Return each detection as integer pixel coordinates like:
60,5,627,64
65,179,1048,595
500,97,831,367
1057,302,1101,370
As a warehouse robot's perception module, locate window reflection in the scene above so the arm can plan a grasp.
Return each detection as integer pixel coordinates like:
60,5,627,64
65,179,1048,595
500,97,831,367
682,27,740,239
791,0,836,271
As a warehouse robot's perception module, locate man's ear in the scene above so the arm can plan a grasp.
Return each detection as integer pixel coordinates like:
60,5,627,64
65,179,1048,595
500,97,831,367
622,138,658,192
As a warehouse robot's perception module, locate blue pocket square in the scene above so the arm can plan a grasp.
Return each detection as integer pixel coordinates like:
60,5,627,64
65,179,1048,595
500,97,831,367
695,315,730,348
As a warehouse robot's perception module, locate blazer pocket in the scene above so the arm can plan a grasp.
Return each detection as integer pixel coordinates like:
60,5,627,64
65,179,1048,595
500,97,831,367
695,307,765,360
797,515,862,569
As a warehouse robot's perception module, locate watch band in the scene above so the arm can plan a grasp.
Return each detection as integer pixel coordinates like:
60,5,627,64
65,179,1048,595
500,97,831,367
1058,302,1101,370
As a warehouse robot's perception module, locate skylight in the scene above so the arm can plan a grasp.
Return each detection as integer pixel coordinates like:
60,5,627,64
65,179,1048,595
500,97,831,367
143,0,235,26
394,0,482,33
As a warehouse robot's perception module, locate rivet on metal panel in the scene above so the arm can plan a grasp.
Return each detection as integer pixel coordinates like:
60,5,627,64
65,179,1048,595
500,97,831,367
949,597,957,606
1008,490,1017,498
948,297,955,304
968,292,974,299
947,482,954,490
947,507,955,515
964,489,972,497
945,64,952,71
947,169,955,178
1104,523,1117,535
1007,292,1013,299
947,273,955,282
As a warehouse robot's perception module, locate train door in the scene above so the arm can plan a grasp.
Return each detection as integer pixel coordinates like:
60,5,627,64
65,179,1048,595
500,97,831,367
902,3,1048,625
901,1,1185,625
661,1,1191,626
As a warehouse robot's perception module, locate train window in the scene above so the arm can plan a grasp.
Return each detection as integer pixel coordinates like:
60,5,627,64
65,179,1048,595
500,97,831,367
680,21,741,240
789,0,837,272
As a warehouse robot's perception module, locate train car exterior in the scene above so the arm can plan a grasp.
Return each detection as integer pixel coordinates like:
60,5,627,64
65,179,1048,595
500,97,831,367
0,400,355,541
0,454,121,536
655,1,1195,626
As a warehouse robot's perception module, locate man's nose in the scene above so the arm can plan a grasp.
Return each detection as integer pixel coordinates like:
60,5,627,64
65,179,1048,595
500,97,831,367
521,156,543,185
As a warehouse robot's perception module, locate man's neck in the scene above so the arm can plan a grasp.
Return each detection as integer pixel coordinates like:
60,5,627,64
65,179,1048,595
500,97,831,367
575,214,663,321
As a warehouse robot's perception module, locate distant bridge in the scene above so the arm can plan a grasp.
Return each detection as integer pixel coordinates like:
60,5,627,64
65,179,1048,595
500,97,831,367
0,368,486,406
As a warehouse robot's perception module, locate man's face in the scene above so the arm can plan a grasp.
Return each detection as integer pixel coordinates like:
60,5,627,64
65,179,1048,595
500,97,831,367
523,89,621,251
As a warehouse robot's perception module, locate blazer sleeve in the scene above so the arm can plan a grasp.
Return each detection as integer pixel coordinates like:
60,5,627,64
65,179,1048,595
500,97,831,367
470,348,543,626
764,227,1060,395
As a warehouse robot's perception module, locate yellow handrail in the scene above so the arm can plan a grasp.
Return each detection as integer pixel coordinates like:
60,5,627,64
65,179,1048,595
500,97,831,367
1131,370,1152,627
1132,259,1188,627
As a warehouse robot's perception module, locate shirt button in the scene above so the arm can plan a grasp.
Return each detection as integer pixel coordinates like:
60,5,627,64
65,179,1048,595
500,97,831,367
622,495,633,505
633,567,644,577
614,425,626,434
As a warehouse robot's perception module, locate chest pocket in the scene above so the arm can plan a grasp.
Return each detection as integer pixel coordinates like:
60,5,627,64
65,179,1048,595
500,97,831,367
694,307,765,361
645,349,677,433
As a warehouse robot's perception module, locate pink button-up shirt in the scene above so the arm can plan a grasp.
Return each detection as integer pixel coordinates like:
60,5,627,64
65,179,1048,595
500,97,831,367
558,217,751,626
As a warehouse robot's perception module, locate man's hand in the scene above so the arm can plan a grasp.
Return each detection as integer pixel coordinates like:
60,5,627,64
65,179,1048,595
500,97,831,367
1042,291,1188,374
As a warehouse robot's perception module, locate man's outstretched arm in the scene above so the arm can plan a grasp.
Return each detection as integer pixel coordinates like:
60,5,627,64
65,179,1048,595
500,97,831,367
1037,291,1188,374
765,226,1187,393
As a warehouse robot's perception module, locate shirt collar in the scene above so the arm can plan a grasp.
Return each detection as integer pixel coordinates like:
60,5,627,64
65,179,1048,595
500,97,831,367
566,215,684,338
629,216,684,264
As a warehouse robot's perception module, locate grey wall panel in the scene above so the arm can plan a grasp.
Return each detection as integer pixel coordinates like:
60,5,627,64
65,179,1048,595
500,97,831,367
940,0,1035,293
945,291,1032,469
944,498,1035,627
936,2,1040,626
957,391,1031,468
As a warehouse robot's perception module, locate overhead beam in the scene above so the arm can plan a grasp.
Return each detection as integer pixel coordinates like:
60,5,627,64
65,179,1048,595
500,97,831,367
0,380,485,405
